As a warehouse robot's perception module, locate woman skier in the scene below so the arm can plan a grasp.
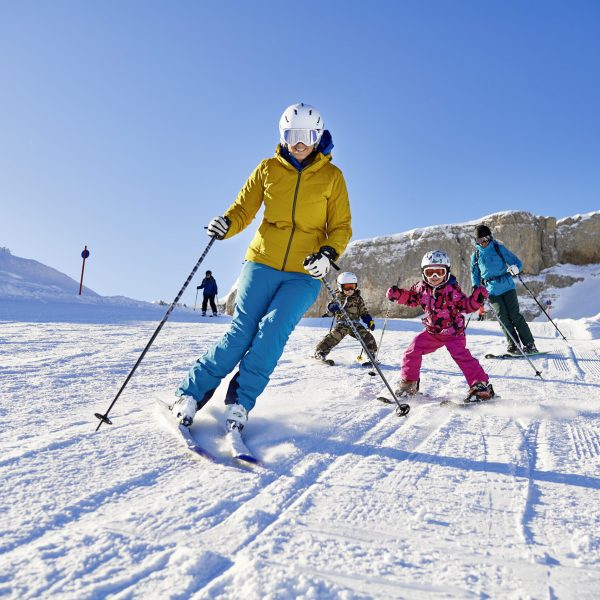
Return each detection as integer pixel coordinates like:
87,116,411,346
387,250,494,401
172,103,352,432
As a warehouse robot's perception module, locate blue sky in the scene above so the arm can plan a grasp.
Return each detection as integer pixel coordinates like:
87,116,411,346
1,1,599,303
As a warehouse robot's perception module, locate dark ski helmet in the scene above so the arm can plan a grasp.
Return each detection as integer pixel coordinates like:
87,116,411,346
475,224,492,240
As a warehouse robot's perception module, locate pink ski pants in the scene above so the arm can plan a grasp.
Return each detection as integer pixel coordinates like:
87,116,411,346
401,330,488,386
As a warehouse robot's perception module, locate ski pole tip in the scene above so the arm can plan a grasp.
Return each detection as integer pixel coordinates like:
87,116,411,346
395,404,410,417
94,412,113,428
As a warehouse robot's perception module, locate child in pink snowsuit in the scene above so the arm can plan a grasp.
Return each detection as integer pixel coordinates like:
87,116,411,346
386,250,494,400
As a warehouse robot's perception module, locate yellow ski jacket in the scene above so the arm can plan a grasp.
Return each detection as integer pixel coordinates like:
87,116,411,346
223,146,352,273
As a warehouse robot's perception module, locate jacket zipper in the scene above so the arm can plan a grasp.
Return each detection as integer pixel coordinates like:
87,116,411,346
281,170,302,271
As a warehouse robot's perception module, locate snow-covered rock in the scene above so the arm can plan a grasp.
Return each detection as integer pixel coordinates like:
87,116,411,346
307,210,600,317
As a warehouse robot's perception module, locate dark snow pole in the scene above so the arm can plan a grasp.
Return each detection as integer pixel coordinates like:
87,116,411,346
94,237,217,431
79,246,90,295
321,270,410,417
485,300,543,379
517,274,567,341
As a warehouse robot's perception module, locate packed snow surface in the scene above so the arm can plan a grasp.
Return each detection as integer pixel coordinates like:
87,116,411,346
1,298,600,598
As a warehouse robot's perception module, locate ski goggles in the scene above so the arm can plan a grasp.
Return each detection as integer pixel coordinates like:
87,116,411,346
423,266,447,278
282,128,321,147
341,283,357,291
476,235,493,245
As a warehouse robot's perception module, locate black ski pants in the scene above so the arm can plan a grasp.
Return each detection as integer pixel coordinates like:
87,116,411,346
202,294,217,315
489,288,534,347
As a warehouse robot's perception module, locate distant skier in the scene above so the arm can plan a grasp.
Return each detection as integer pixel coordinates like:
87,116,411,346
470,224,538,355
314,272,376,364
172,103,352,433
198,270,218,316
387,250,494,401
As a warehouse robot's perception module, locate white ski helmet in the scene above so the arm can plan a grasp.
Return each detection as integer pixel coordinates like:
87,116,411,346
421,250,451,284
337,271,358,291
279,103,324,147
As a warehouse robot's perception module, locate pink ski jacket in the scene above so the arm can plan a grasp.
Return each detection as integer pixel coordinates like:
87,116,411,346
388,275,487,335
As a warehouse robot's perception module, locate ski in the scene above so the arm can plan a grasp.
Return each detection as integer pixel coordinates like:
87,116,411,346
155,398,216,462
440,396,500,409
226,428,260,466
313,355,335,366
485,351,548,359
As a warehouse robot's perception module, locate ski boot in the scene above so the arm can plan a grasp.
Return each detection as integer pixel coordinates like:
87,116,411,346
171,395,197,427
314,351,334,366
523,342,539,354
395,379,419,397
506,342,520,355
225,403,248,432
464,382,495,403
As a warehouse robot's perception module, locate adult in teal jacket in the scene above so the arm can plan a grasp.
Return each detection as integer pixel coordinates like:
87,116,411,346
470,224,538,354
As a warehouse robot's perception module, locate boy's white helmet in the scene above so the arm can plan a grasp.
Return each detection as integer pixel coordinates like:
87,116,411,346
279,103,324,147
337,271,358,290
421,250,451,269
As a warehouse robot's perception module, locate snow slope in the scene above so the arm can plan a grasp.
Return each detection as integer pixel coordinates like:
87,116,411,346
0,247,210,324
1,301,600,598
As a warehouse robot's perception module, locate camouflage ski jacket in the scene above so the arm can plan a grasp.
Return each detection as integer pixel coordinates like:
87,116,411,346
329,289,371,323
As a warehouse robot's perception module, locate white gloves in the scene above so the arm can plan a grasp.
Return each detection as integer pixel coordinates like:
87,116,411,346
507,264,520,276
207,216,230,239
303,246,337,279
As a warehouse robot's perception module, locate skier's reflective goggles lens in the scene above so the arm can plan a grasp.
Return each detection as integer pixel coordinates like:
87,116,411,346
423,266,447,278
282,128,321,147
341,283,357,291
476,235,493,245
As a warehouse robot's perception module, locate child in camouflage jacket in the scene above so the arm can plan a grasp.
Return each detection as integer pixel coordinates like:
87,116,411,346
315,272,377,363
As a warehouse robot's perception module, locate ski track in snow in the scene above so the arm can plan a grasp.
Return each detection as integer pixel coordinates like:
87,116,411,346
1,317,599,599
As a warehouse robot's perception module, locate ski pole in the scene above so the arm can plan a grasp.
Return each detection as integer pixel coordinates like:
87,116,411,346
321,274,410,417
374,272,402,363
94,237,217,431
464,314,472,331
517,274,567,341
373,302,391,363
485,300,543,379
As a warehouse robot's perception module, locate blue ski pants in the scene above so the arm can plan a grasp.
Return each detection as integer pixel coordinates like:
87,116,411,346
177,261,321,413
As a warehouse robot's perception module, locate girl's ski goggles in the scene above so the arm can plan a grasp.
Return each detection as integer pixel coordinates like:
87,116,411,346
423,266,447,278
341,283,357,291
282,128,321,147
476,235,493,245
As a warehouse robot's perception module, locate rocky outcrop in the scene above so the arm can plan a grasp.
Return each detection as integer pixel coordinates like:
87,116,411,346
220,210,599,318
556,212,600,265
305,210,599,318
